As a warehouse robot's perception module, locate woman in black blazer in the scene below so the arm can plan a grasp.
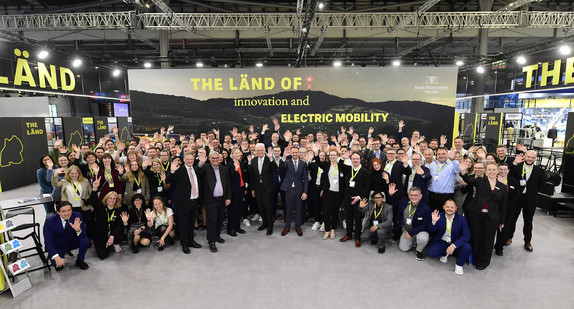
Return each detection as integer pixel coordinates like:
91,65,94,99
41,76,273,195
227,147,249,236
317,147,347,240
306,150,327,232
460,161,507,270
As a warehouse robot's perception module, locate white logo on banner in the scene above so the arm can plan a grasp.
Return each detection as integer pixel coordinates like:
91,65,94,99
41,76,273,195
414,75,448,94
425,76,440,84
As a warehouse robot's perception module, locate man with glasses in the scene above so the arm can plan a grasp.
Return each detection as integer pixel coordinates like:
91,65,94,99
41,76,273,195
358,192,393,254
363,136,386,168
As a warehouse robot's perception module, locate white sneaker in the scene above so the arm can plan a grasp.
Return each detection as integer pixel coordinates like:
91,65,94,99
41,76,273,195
242,219,251,227
311,222,321,231
114,244,122,253
258,216,263,222
455,265,464,275
319,222,325,232
252,214,260,221
440,255,448,263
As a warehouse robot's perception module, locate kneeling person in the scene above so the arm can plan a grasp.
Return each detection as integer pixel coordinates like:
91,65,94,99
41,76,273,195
359,192,393,254
428,200,472,275
43,202,90,271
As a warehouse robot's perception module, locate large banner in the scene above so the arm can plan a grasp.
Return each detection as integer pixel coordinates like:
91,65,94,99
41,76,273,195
128,67,458,139
0,117,48,192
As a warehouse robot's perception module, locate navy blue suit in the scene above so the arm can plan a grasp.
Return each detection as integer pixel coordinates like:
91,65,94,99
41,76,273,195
409,165,431,203
428,213,472,266
279,159,308,228
390,196,432,237
43,212,90,266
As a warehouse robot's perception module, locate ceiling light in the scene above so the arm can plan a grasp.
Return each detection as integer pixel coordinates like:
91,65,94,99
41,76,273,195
112,69,121,77
256,62,263,67
196,62,204,68
72,58,82,68
318,2,324,10
38,50,49,59
143,62,152,68
476,66,485,74
559,45,571,55
456,60,464,66
516,56,527,65
333,60,342,67
392,60,401,66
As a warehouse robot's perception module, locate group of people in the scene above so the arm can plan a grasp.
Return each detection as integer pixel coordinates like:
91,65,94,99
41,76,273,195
38,118,546,275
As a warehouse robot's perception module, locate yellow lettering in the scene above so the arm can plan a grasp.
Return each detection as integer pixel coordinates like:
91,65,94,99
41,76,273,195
565,57,574,85
214,78,223,90
38,63,58,89
522,64,538,88
293,77,302,90
190,78,200,90
229,78,238,90
264,78,275,90
14,58,36,87
60,67,75,91
281,114,289,123
540,60,561,86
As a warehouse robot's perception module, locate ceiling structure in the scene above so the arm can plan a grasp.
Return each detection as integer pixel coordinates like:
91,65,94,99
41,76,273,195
1,0,574,71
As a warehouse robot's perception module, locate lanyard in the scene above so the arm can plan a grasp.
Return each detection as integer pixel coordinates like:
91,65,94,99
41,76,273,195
384,159,396,172
135,207,143,223
162,162,170,172
373,204,383,219
446,216,453,235
71,181,80,196
88,166,94,176
330,164,338,178
134,175,141,188
522,164,533,179
106,209,115,230
350,167,360,180
105,169,113,183
156,173,163,185
407,202,416,218
159,211,167,225
435,161,448,174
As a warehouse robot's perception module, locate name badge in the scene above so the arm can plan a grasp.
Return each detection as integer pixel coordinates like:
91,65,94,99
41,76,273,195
73,197,80,201
316,178,321,186
520,179,527,186
433,175,439,181
136,189,142,194
406,218,412,225
333,179,338,184
340,173,344,177
349,180,355,188
373,220,379,226
157,186,163,192
442,235,451,243
109,183,114,188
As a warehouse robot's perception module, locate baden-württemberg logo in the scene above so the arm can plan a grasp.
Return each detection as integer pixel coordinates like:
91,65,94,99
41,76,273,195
425,76,439,85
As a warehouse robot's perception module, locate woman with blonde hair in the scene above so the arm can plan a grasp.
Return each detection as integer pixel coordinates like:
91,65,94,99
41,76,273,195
317,146,346,240
143,157,169,202
90,175,127,259
151,197,175,251
119,159,150,208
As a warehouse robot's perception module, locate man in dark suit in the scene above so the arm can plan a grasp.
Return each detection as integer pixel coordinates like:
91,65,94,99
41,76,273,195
508,150,546,252
43,202,90,271
167,153,203,254
382,148,411,199
249,143,279,235
279,147,308,237
408,153,431,203
427,200,472,275
496,145,515,165
339,151,371,247
198,151,232,253
362,136,386,168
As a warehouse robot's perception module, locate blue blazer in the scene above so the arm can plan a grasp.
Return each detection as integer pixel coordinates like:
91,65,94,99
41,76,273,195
390,196,431,236
279,159,308,195
429,213,471,249
43,212,88,258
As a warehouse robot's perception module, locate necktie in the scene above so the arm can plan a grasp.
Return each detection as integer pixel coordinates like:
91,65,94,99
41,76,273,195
189,167,197,197
294,160,298,173
64,219,70,234
258,157,263,174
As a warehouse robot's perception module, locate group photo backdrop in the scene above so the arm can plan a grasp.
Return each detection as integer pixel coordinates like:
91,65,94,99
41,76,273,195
128,67,458,139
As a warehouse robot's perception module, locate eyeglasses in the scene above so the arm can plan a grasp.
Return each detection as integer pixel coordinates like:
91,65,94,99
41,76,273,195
373,196,383,199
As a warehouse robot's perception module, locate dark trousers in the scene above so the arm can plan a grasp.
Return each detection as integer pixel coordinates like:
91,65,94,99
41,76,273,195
272,188,285,218
284,188,303,228
206,198,225,243
509,195,536,242
428,240,472,266
244,191,257,218
93,230,123,260
344,197,363,240
255,188,274,229
80,209,95,240
228,189,244,232
177,198,198,246
51,235,90,266
322,190,341,231
308,184,322,222
428,192,454,212
467,212,498,268
495,202,516,252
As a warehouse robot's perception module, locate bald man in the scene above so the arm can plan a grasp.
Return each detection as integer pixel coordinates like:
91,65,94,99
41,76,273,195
508,150,545,252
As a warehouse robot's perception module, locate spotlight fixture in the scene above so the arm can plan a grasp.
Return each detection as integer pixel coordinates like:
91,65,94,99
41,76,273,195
143,62,152,68
392,60,401,66
72,58,82,68
455,60,464,66
38,50,49,59
516,56,527,65
559,45,571,55
196,62,204,68
112,69,121,77
333,60,342,67
318,2,324,10
256,62,263,67
476,66,485,74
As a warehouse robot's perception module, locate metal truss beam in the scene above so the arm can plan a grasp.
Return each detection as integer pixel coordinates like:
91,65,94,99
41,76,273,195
1,11,574,31
388,0,440,34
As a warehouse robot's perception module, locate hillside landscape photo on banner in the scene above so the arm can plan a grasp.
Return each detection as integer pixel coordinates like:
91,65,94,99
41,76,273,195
128,67,458,139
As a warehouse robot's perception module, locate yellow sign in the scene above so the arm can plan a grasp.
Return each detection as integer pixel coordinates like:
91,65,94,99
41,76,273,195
525,99,572,108
82,117,93,125
522,56,574,88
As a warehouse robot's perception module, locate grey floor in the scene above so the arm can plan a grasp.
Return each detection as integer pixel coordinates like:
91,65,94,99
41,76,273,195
1,184,574,309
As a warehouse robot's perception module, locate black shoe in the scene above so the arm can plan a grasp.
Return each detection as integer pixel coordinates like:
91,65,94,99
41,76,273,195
209,243,218,253
55,266,65,272
370,239,377,245
257,225,268,231
158,246,164,252
378,247,386,254
495,249,503,256
392,232,401,241
182,246,190,254
266,228,273,236
416,251,424,261
66,250,74,257
75,260,89,270
216,237,226,244
189,240,202,248
236,228,246,234
132,245,140,254
227,231,238,237
476,265,486,271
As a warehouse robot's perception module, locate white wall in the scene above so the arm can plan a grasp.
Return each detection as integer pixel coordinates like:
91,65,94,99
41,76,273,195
0,96,50,117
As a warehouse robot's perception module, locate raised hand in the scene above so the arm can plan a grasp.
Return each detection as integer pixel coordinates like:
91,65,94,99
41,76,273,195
46,159,54,170
70,217,82,232
359,198,368,208
306,151,314,162
160,171,166,182
212,128,220,137
167,125,174,132
112,126,119,136
241,131,247,140
331,135,337,143
160,127,166,136
348,127,354,135
380,134,388,144
513,153,525,165
311,142,319,154
459,159,469,172
431,210,440,223
415,164,424,175
116,164,124,174
59,145,67,154
368,127,374,135
179,134,186,141
262,124,269,133
516,144,527,153
54,138,63,147
249,125,254,133
340,126,346,134
382,172,389,184
419,135,425,142
91,164,100,175
440,135,447,146
145,208,153,221
410,137,418,146
143,157,152,168
72,144,81,153
247,154,253,164
198,153,207,165
120,211,129,224
388,183,397,196
398,120,405,130
342,150,352,160
117,141,126,153
296,128,301,135
272,117,280,130
230,127,238,136
284,130,292,141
